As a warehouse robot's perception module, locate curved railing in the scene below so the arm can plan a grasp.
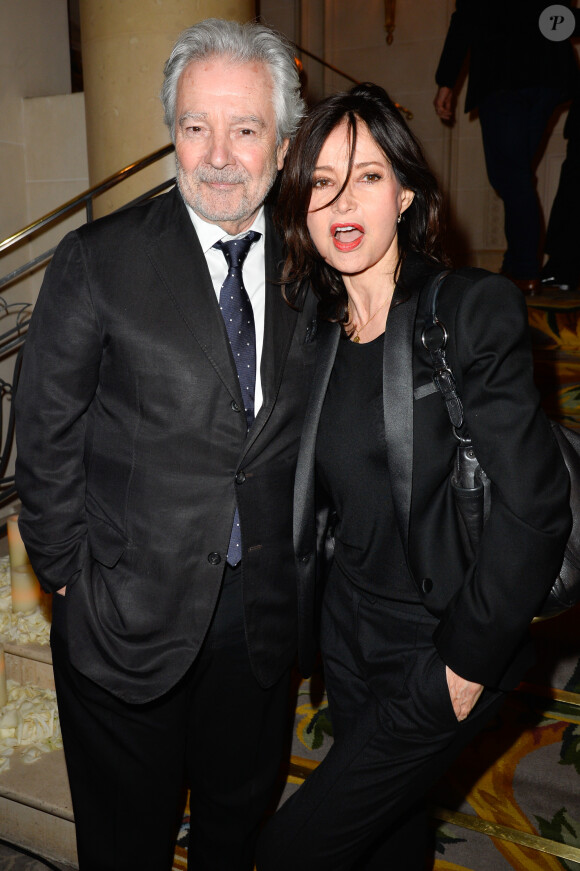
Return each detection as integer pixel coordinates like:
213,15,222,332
0,144,176,292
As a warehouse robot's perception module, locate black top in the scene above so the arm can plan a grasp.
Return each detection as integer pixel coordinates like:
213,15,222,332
315,330,420,603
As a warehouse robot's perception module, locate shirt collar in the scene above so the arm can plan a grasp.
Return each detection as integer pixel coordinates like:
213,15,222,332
186,204,266,254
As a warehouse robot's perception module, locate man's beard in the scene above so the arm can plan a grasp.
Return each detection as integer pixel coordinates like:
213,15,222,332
176,158,279,226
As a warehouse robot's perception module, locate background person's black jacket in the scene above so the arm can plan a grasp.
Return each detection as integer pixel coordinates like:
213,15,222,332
436,0,578,112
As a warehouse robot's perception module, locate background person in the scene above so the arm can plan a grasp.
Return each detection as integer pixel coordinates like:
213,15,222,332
434,0,577,294
256,82,571,871
541,74,580,291
15,18,315,871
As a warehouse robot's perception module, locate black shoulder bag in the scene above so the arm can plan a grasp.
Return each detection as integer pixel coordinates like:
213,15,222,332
422,270,580,619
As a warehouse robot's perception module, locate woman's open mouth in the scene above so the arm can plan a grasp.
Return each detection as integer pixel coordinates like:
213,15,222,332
330,223,364,251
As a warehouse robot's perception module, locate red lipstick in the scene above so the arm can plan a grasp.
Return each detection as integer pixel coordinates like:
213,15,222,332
330,223,364,251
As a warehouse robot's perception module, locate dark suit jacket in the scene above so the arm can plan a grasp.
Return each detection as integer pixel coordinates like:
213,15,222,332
15,187,317,703
294,257,571,691
435,0,578,112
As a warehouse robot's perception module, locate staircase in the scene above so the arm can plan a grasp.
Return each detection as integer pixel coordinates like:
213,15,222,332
0,640,76,869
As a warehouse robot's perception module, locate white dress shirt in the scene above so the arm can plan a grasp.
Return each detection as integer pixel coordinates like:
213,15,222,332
187,204,266,415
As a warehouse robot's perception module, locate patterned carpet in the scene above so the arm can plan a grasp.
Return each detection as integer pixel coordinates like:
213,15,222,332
527,289,580,428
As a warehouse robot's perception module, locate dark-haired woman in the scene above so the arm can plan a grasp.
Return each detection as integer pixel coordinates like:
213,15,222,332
256,83,571,871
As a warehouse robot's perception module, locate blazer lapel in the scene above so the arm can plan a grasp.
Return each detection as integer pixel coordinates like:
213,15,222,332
242,214,298,456
294,321,340,550
258,213,296,409
382,287,422,555
145,188,243,406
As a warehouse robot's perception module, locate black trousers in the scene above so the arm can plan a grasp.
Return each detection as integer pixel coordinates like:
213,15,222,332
256,567,505,871
51,563,291,871
543,84,580,283
477,86,563,279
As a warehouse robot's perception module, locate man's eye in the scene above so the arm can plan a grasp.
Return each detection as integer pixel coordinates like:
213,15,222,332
240,128,256,136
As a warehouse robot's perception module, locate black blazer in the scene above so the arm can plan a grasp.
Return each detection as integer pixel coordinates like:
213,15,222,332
15,187,318,703
435,0,578,112
294,258,571,691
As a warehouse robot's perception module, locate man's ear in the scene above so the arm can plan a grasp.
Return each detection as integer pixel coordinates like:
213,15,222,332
277,138,291,171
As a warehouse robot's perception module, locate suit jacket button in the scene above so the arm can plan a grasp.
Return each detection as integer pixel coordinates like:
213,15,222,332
421,577,433,594
208,552,221,565
300,553,311,564
231,400,241,413
235,470,246,485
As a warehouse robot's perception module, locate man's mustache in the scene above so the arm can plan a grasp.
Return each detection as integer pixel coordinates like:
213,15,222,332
194,167,249,184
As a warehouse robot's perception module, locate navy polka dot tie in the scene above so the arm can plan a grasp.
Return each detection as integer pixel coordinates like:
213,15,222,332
213,230,261,565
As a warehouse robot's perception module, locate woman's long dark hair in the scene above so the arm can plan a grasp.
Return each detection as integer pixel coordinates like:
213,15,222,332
276,82,447,323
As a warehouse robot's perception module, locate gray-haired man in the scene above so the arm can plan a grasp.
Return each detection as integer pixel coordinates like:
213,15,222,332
16,18,314,871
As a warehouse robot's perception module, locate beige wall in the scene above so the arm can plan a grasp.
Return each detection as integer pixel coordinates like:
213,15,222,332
0,0,89,304
0,0,70,243
21,93,90,301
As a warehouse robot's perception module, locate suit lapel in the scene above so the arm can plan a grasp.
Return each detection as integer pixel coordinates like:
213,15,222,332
258,213,296,409
294,321,340,549
145,188,243,406
242,214,298,457
382,286,422,555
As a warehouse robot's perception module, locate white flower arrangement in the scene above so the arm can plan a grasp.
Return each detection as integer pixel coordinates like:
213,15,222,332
0,680,62,773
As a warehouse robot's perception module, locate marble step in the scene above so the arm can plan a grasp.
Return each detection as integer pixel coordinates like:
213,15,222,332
3,642,54,693
0,642,77,869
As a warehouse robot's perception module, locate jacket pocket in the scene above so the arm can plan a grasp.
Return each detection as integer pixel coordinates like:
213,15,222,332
87,514,127,568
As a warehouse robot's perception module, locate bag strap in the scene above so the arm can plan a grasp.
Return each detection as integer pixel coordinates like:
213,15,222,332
421,269,469,437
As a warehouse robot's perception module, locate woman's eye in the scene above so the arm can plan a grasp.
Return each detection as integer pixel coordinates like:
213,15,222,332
362,173,381,183
313,178,330,188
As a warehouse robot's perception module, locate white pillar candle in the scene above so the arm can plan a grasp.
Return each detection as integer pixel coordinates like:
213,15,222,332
11,563,41,614
7,514,29,570
0,647,7,708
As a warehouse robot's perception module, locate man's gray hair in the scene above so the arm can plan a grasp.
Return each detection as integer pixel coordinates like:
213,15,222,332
161,18,305,145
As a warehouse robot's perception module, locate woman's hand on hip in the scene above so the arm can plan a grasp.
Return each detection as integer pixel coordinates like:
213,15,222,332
445,666,483,721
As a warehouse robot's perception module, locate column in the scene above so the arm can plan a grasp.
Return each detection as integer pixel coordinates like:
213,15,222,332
79,0,255,217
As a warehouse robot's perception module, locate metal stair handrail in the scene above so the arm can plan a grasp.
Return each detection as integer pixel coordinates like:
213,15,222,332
0,143,175,256
0,144,176,292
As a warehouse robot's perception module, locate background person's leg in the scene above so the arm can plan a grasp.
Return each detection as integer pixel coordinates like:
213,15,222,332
479,87,562,281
